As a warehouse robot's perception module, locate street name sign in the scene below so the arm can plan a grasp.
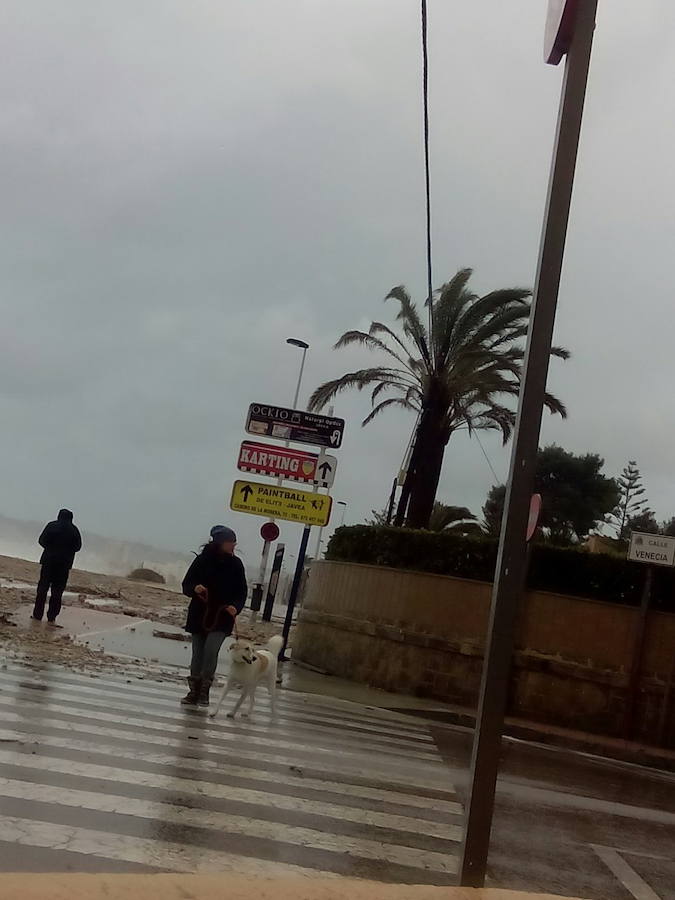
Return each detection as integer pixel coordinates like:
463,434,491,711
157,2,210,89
628,532,675,567
237,441,337,487
245,403,344,449
230,480,333,527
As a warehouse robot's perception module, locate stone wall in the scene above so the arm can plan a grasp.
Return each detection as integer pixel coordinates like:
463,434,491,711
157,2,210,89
294,560,675,746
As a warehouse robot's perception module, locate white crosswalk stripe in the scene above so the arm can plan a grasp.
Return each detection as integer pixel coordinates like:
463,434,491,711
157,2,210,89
0,664,462,882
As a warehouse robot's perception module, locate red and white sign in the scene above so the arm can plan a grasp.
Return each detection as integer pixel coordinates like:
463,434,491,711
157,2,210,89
544,0,580,65
238,441,318,484
260,522,280,543
526,494,542,542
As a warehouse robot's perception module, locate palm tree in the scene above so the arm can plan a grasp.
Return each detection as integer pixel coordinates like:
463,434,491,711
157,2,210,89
309,268,568,529
428,502,481,534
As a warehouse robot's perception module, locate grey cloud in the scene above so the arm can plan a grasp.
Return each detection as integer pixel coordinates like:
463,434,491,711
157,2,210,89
1,0,674,557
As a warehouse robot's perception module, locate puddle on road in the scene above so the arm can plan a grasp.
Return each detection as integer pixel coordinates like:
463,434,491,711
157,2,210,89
3,577,225,674
75,619,230,674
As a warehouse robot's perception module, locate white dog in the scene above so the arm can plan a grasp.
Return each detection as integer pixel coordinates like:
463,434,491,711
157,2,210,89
210,634,283,720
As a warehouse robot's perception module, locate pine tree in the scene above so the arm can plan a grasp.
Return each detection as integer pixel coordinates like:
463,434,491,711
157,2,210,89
611,461,652,541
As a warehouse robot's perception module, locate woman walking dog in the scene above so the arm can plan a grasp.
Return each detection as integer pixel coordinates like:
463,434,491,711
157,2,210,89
181,526,247,708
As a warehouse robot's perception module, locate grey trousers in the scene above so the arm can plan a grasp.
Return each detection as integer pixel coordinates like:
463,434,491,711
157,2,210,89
190,631,228,680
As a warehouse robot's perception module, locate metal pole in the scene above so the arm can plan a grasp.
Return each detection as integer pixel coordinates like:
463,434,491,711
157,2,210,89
280,524,310,659
311,406,333,560
250,539,271,624
459,1,598,886
624,565,653,739
291,346,308,411
262,543,285,622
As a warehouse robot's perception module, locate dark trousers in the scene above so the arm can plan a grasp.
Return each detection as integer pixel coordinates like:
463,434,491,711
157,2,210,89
190,632,228,680
33,563,70,622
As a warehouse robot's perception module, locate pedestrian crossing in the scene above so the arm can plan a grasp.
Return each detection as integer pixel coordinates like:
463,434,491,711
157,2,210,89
0,663,462,882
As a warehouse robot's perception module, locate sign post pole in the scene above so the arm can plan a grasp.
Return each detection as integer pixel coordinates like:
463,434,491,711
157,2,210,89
262,543,285,622
280,524,311,660
624,564,653,739
250,522,280,624
459,1,598,886
249,541,271,624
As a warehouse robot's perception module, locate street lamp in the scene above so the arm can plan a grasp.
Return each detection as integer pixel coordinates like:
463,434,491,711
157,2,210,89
337,501,347,527
286,338,309,410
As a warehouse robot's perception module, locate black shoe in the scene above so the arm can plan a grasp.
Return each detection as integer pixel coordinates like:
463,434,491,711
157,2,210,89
181,677,200,706
198,678,212,708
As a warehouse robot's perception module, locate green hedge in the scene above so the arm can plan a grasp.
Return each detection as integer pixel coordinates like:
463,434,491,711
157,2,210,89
326,526,675,610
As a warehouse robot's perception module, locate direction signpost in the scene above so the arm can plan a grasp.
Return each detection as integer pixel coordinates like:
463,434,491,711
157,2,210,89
230,480,332,527
234,398,343,645
246,403,344,449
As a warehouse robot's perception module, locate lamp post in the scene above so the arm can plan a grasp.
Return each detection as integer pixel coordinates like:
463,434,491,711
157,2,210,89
337,501,347,527
286,338,309,410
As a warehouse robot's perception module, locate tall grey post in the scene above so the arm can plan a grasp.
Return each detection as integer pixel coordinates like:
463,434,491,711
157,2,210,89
459,0,598,886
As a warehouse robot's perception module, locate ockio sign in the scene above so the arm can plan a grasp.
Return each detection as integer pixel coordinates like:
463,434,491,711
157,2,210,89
628,532,675,568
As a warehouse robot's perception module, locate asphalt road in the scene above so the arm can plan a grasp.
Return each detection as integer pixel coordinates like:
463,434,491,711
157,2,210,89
430,721,675,900
1,654,673,899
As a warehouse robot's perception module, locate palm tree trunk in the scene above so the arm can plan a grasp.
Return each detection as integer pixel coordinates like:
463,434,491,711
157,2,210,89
403,407,447,529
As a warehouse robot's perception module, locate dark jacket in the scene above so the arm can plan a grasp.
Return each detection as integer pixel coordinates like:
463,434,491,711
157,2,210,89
39,509,82,571
182,546,247,635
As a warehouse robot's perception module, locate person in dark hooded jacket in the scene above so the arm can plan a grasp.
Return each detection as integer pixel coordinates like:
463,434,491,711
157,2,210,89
32,509,82,625
180,525,247,707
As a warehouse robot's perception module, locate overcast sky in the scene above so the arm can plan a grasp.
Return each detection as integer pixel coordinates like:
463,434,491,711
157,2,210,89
2,1,674,563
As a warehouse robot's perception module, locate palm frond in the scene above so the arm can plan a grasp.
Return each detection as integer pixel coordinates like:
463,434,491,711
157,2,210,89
385,286,432,368
362,397,417,426
334,330,413,372
449,289,531,352
544,392,568,418
369,322,426,373
308,368,407,412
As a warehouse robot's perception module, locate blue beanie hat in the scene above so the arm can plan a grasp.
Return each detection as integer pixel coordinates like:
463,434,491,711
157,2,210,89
210,525,237,544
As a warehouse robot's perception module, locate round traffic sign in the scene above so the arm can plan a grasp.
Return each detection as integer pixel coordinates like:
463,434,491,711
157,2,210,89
526,494,542,542
260,522,280,543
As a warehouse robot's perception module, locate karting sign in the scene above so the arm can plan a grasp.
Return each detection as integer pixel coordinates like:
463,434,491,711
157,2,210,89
230,480,333,527
246,403,344,449
237,441,337,487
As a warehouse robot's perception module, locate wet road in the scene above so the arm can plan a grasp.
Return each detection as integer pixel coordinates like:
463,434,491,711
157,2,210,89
0,663,461,882
1,661,673,898
429,722,675,899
